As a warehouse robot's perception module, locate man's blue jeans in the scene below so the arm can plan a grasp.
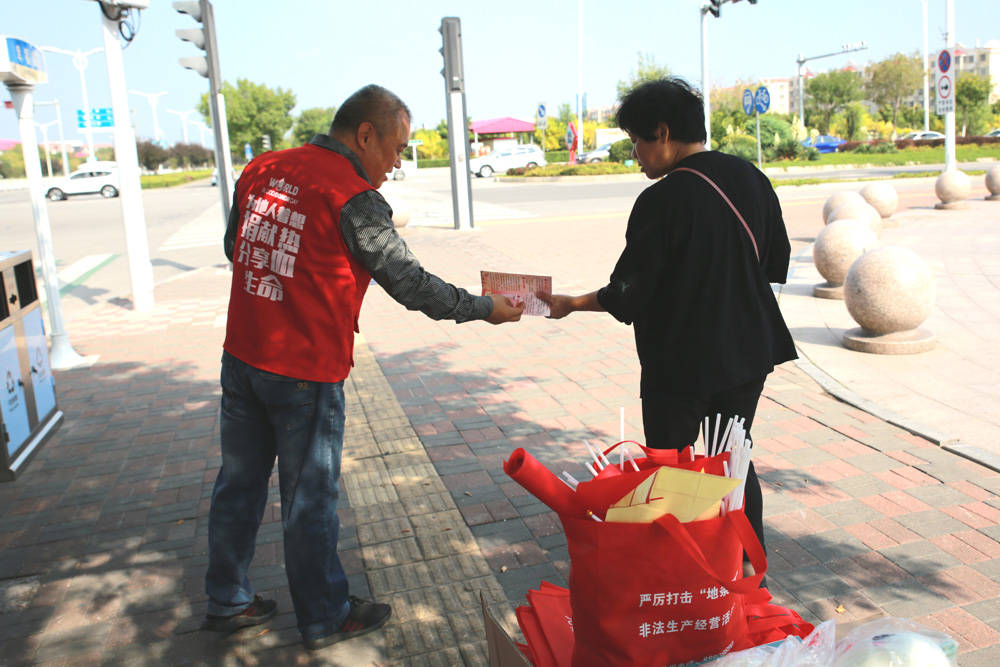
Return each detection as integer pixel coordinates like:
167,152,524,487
206,351,351,639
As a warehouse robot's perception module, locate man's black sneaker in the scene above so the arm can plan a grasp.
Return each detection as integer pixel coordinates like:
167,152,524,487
203,595,277,633
303,595,392,651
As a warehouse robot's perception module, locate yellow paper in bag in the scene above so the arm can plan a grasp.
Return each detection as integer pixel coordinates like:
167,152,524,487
604,468,739,523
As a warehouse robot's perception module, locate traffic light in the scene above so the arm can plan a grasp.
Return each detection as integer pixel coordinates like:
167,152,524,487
261,134,271,151
439,17,464,92
173,0,220,88
707,0,722,17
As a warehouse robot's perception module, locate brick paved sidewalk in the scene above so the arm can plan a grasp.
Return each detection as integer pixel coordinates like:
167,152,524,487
0,267,513,665
355,216,1000,665
3,210,1000,665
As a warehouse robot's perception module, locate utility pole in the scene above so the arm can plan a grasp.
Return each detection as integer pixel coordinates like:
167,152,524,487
34,100,70,176
699,1,758,149
35,119,58,177
796,42,868,125
439,17,474,231
166,107,196,143
129,89,167,143
96,0,155,312
922,0,930,132
174,0,234,223
944,0,956,170
40,45,103,162
2,36,88,368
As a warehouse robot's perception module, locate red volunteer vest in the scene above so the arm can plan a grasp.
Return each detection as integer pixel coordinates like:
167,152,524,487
223,144,373,382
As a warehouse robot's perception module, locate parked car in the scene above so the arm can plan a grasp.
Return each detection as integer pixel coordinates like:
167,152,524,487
211,168,237,186
898,131,946,141
386,159,416,181
984,129,1000,138
801,135,845,153
469,144,546,177
579,142,612,163
45,161,119,201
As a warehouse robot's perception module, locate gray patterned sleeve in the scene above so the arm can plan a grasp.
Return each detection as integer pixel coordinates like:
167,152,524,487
340,190,493,322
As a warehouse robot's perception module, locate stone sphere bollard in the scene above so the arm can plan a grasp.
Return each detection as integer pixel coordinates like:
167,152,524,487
812,219,879,299
391,202,411,228
934,169,971,209
859,182,899,219
828,199,882,236
986,165,1000,201
822,191,867,224
842,246,935,354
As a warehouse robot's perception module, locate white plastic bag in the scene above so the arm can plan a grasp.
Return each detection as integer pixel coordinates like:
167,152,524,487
705,617,957,666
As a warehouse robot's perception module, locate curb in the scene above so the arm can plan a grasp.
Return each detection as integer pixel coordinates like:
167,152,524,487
776,245,998,474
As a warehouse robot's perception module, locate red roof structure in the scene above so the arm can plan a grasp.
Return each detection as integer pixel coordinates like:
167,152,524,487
469,117,535,134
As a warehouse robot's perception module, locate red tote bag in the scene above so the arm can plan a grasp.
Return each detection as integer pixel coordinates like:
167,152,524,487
562,508,767,667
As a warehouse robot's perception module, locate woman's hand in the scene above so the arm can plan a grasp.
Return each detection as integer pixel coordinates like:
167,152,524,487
537,291,574,319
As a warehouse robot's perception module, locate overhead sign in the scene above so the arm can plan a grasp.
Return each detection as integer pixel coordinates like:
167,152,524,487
0,36,47,85
77,107,115,129
936,49,954,114
742,89,754,115
754,86,770,114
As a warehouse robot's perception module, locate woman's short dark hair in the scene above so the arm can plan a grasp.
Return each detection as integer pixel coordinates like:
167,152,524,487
330,84,411,138
616,77,706,144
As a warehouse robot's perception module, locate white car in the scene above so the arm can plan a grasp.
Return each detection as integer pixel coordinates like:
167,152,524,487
469,144,546,178
579,142,612,163
898,131,946,141
45,161,120,201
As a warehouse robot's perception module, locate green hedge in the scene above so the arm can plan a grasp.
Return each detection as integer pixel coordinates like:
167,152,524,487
504,162,641,177
140,169,213,189
416,158,451,168
545,150,569,163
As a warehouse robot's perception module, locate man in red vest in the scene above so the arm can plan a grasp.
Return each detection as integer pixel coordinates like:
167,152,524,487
204,84,524,650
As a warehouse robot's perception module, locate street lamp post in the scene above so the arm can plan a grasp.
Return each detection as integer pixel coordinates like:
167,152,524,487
192,119,210,147
35,119,59,177
129,89,166,143
34,100,70,176
795,42,868,126
40,45,103,162
166,108,195,143
922,0,930,132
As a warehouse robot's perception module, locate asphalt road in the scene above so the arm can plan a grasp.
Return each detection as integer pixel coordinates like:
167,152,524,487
1,164,993,324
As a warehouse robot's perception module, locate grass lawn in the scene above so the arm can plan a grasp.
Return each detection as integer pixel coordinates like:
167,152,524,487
763,144,999,169
140,169,213,189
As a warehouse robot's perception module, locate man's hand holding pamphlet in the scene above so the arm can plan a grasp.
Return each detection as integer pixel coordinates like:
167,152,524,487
481,271,553,317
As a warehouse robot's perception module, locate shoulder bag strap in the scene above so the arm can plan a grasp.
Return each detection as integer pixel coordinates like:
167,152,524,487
672,166,760,262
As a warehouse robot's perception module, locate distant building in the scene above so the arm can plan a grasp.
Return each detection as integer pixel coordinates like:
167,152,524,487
950,41,1000,103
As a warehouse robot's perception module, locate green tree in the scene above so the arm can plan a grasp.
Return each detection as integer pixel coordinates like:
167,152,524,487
292,106,336,146
200,79,296,161
956,73,991,136
412,128,447,159
136,140,169,171
616,52,671,101
170,142,213,168
864,53,922,138
805,70,864,133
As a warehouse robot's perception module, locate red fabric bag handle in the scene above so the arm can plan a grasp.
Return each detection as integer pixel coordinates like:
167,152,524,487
654,511,767,595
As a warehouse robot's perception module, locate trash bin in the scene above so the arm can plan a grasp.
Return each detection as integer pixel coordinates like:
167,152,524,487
0,250,62,481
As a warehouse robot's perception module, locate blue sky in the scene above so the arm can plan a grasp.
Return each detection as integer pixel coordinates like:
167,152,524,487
2,0,998,147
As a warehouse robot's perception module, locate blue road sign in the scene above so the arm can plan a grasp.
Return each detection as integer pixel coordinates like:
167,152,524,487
937,50,951,74
2,36,47,85
244,143,253,161
755,86,770,114
537,103,546,118
742,89,754,115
